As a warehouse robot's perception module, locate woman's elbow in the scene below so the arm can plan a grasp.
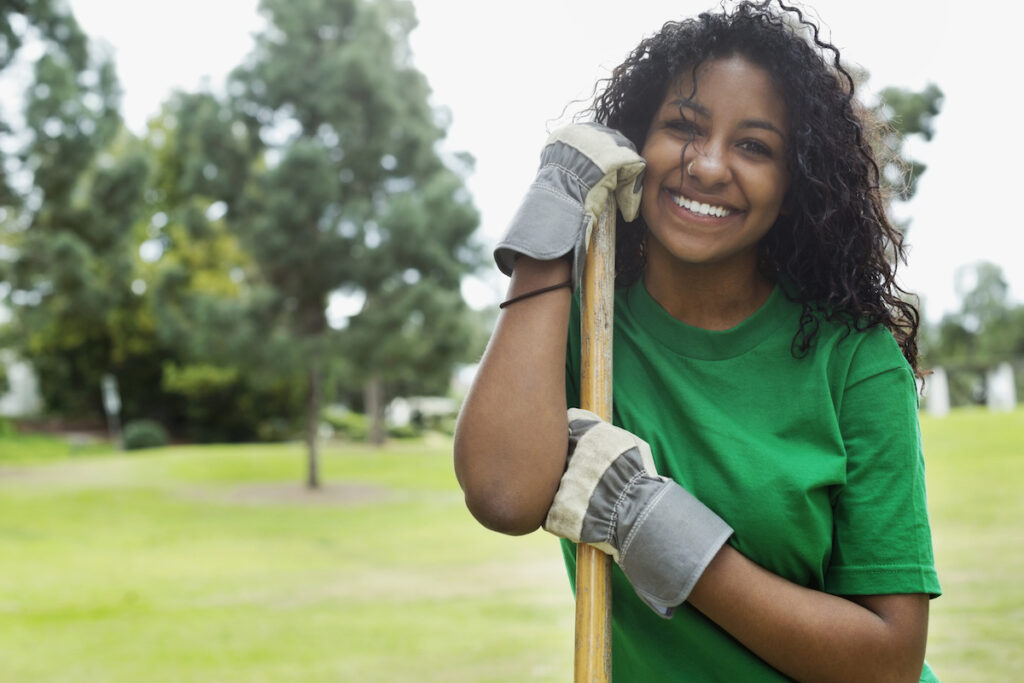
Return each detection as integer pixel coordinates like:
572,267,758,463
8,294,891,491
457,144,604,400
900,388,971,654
462,485,546,536
453,420,566,535
454,449,551,535
848,593,930,683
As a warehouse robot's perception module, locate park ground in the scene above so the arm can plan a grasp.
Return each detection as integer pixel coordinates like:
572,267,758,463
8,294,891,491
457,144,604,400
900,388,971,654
0,407,1021,681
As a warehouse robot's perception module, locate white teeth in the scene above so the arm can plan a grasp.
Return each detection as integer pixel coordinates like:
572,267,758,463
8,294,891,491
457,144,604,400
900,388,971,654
672,193,733,217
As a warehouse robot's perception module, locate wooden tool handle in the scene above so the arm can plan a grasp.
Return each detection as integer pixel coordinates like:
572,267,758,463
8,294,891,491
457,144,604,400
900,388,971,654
575,195,616,682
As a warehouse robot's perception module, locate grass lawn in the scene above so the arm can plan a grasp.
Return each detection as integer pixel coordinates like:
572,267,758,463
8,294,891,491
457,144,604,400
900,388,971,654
0,408,1021,681
0,436,573,682
919,408,1024,680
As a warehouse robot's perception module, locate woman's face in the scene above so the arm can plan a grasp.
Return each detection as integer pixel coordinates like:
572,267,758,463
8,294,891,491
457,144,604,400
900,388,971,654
639,55,790,275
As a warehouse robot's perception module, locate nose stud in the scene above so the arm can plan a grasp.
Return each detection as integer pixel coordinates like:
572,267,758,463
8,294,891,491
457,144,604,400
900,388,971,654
687,160,696,177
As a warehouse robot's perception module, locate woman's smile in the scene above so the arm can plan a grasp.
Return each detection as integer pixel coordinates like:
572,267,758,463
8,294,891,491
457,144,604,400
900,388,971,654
667,188,740,219
640,55,790,273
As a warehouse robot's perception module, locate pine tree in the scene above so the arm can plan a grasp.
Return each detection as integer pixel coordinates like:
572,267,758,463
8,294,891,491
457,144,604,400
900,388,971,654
229,0,480,482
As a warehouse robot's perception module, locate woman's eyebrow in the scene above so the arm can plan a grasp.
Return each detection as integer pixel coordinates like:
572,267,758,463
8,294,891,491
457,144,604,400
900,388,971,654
669,98,709,118
739,118,785,139
668,98,784,140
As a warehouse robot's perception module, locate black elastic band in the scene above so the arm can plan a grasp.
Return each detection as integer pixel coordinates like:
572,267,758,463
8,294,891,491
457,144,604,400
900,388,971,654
499,280,572,309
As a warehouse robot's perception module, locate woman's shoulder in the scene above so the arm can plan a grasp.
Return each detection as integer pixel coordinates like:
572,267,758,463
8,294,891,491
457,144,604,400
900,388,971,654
815,315,912,389
774,281,906,371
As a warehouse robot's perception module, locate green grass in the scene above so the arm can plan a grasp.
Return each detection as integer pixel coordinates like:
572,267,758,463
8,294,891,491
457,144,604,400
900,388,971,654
919,408,1024,680
0,408,1021,681
0,435,573,682
0,431,110,464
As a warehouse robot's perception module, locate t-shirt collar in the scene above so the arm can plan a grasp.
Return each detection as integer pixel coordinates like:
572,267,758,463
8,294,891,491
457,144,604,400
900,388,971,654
625,278,792,360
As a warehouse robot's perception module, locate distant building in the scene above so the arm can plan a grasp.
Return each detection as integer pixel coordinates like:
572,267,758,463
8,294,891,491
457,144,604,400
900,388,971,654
986,362,1017,412
922,367,950,417
386,396,458,428
0,351,43,418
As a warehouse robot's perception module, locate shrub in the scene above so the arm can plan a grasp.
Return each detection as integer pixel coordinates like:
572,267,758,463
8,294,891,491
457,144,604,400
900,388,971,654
122,419,169,451
322,408,368,441
435,415,457,437
387,423,420,439
256,417,296,442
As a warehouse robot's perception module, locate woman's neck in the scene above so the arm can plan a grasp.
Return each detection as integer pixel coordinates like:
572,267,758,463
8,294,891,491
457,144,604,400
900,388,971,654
642,257,775,331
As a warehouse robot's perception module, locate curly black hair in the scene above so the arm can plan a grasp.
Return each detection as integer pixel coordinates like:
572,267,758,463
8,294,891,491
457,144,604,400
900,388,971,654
590,0,921,372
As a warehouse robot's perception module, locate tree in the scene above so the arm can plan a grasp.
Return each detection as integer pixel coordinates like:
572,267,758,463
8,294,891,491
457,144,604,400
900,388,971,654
339,152,480,443
0,0,90,209
923,261,1024,405
859,79,945,370
869,82,943,230
0,1,152,420
229,0,480,482
138,91,308,441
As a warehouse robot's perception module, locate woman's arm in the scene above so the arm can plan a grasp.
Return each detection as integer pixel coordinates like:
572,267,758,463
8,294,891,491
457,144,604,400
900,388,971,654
453,256,573,535
544,410,932,681
454,123,645,535
689,546,929,683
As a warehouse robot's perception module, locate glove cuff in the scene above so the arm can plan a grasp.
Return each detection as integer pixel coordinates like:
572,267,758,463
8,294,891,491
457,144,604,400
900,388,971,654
493,128,643,289
494,181,588,279
544,409,659,553
620,482,734,618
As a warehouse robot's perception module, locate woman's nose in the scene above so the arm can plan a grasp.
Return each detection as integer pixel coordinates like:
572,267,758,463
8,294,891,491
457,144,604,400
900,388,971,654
686,142,731,187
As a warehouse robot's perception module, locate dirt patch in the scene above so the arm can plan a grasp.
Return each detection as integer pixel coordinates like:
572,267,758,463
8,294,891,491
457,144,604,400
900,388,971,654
180,482,394,507
0,461,133,488
206,556,575,610
0,466,398,507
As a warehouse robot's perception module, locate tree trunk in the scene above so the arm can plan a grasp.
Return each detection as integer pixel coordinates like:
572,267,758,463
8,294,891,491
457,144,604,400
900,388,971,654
305,359,322,489
364,374,386,446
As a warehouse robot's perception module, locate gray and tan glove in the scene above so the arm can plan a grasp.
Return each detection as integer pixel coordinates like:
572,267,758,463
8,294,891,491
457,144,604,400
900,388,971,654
544,408,734,618
493,123,645,289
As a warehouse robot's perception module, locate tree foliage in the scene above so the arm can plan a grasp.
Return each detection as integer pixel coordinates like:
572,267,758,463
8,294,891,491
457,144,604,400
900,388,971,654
0,0,152,418
139,92,306,441
922,261,1024,406
869,82,943,223
1,0,482,456
227,0,481,460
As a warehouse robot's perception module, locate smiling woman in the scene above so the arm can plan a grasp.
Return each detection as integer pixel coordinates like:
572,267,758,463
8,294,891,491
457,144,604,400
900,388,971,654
455,1,941,681
639,56,790,326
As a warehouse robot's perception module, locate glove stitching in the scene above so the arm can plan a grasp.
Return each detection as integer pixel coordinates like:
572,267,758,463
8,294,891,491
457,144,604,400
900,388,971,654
538,161,592,193
528,179,585,208
604,469,647,547
619,482,671,564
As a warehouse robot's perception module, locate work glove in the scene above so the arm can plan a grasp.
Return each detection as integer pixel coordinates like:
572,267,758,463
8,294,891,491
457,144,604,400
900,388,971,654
493,123,645,289
544,409,734,618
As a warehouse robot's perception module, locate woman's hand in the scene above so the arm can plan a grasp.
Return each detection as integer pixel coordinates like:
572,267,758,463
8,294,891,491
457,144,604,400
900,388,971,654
494,122,645,290
544,409,733,617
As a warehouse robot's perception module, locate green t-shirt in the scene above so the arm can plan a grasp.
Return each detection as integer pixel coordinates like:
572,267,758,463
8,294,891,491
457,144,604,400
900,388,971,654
562,280,941,682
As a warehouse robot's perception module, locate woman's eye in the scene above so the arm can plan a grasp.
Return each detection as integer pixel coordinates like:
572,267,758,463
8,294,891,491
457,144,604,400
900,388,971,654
666,119,700,135
739,139,773,157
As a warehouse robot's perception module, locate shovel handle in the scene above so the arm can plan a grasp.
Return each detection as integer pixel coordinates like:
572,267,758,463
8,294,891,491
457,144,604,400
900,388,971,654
574,195,616,682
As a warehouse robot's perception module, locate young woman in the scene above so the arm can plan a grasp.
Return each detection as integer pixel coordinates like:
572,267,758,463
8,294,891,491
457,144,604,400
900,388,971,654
454,1,941,680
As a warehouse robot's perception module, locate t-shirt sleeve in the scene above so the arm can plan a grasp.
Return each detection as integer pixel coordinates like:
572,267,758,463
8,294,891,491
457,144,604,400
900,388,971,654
825,332,941,597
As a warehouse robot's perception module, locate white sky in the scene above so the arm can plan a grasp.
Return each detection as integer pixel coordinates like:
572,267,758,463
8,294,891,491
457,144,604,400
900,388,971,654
64,0,1023,322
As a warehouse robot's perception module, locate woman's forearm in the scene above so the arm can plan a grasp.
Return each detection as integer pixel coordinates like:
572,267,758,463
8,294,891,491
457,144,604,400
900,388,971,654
689,545,929,682
453,257,573,535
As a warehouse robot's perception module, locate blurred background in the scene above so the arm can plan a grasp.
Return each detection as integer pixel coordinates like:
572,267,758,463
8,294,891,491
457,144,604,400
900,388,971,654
0,1,1020,681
